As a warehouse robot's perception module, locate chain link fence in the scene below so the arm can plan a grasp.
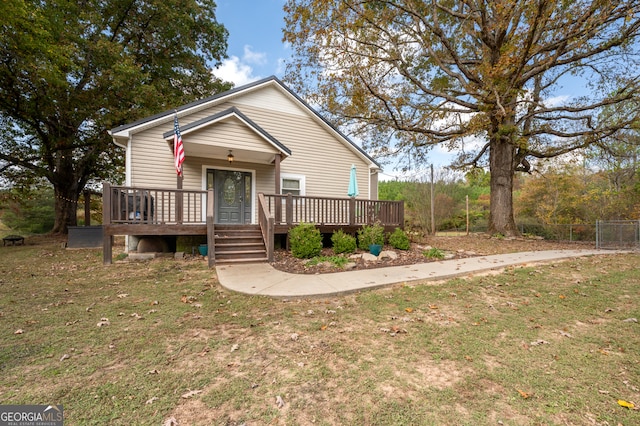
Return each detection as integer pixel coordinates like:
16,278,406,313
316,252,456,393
437,221,639,250
596,220,640,250
441,223,596,242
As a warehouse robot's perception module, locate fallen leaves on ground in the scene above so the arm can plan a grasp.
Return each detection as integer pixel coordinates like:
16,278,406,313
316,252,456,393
617,400,638,410
181,389,202,399
517,389,532,399
181,295,197,304
96,318,110,327
530,340,550,346
162,416,178,426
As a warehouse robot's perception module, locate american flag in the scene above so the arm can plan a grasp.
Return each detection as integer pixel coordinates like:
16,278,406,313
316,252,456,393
173,114,185,176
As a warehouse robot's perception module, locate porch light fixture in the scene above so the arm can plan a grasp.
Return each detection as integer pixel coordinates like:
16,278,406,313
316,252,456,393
227,150,234,163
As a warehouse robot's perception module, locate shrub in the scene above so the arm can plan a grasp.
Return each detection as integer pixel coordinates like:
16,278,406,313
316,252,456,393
388,228,410,250
289,222,323,259
306,255,349,268
331,230,356,254
357,223,385,250
423,247,445,260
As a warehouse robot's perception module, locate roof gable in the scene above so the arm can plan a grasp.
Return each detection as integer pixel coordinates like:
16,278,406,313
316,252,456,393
162,107,291,158
109,76,380,168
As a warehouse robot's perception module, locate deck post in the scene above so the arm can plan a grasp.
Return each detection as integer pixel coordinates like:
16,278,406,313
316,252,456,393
348,197,356,225
267,216,275,262
207,189,215,268
274,154,282,222
285,193,293,225
102,182,113,265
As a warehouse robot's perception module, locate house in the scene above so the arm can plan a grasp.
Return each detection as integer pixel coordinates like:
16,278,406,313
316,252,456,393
103,76,403,266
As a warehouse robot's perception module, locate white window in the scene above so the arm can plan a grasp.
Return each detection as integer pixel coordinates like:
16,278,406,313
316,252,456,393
281,174,305,196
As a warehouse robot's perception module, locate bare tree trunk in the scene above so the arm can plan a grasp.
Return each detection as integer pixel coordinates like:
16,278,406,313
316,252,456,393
51,186,79,235
488,137,519,237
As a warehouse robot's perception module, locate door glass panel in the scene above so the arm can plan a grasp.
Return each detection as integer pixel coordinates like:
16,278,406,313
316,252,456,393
223,177,236,205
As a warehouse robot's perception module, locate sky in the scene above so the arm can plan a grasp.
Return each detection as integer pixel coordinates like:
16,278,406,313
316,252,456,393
214,0,290,85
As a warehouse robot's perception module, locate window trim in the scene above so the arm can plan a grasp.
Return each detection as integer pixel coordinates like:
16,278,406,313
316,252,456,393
280,173,306,196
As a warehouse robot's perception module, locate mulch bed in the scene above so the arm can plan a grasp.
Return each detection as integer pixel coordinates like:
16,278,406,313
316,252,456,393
270,235,593,275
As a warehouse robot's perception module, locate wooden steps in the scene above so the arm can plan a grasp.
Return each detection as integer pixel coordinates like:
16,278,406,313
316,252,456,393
214,224,268,264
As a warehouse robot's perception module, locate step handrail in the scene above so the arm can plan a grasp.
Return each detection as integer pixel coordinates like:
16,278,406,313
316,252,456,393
258,193,274,262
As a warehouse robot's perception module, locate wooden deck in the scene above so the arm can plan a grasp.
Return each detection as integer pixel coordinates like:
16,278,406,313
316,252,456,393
102,183,404,266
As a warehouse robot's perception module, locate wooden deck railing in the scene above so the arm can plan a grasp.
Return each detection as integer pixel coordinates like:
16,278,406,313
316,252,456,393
260,193,404,227
102,182,213,266
102,183,404,266
103,182,208,225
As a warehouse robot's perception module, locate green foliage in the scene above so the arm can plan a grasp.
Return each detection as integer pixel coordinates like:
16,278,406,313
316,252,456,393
289,222,323,259
1,187,54,234
423,247,445,260
387,228,410,250
305,255,349,268
515,162,640,224
0,0,232,233
380,174,490,234
378,180,406,201
331,229,356,254
357,223,385,250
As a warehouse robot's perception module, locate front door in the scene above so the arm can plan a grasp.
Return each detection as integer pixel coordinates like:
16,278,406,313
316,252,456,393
208,170,252,224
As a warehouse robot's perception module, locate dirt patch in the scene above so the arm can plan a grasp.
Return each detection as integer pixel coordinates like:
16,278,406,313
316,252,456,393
271,234,591,274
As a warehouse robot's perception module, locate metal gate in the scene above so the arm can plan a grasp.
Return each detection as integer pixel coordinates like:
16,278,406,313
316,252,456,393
596,220,640,249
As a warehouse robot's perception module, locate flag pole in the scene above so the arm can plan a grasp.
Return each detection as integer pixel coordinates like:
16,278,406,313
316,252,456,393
174,110,184,222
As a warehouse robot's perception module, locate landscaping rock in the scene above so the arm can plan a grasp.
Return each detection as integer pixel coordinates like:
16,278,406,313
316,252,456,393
362,253,378,262
379,250,398,260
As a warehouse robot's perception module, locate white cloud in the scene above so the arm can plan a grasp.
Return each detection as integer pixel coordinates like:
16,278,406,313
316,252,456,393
212,55,261,86
211,45,274,86
275,57,286,75
243,45,267,65
543,94,571,107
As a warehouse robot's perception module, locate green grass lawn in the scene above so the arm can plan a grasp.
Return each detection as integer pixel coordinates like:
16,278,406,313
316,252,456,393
0,241,638,425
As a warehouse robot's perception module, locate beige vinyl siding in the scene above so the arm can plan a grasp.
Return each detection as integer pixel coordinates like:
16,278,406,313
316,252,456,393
126,81,376,209
187,118,280,158
225,102,372,199
233,85,308,117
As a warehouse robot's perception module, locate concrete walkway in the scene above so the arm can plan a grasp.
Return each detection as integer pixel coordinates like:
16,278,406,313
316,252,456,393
216,249,623,298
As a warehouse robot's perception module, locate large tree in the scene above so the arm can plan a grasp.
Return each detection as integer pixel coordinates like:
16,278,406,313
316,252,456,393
283,0,640,236
0,0,231,233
